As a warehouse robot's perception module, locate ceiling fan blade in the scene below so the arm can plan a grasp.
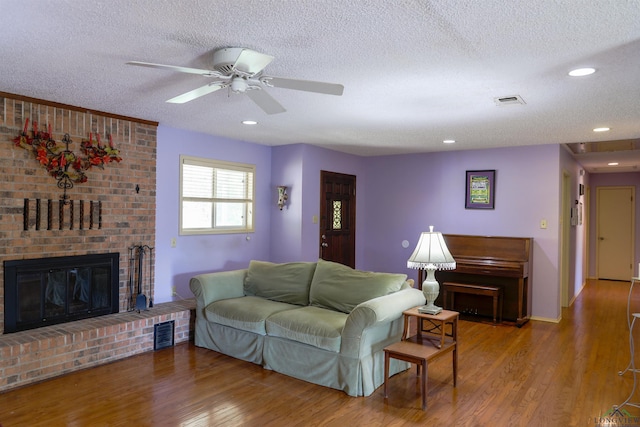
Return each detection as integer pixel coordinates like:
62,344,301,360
233,49,274,75
245,89,286,115
126,61,221,77
166,82,225,103
264,77,344,96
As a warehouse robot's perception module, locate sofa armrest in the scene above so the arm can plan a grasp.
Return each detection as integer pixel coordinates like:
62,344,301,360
340,287,425,356
189,269,247,309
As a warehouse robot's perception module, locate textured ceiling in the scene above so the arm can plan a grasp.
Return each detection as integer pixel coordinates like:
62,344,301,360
1,0,639,172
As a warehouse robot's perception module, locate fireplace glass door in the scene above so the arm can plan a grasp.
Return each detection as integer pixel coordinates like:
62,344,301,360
4,253,119,333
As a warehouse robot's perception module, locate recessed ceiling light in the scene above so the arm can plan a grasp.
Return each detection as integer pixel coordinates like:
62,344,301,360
593,127,610,132
608,162,619,166
443,139,455,144
569,67,596,77
242,120,258,125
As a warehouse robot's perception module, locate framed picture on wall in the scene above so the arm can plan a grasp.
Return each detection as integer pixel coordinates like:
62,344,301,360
465,170,496,209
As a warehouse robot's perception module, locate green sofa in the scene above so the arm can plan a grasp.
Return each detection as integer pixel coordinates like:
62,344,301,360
189,259,425,396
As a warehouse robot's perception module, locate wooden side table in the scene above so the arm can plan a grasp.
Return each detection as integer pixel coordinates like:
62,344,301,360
404,307,459,348
383,308,459,410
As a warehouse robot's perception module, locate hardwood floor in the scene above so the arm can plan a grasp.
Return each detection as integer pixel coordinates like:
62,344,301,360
1,279,639,426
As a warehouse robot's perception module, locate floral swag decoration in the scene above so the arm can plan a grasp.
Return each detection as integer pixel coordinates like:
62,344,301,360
13,119,122,201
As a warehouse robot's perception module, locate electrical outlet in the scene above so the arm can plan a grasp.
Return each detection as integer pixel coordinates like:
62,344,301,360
172,285,177,295
170,238,177,248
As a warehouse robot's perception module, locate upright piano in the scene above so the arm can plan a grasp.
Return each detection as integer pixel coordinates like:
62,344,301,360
420,234,533,326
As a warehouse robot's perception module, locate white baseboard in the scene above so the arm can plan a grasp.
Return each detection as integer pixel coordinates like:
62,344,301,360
529,315,561,323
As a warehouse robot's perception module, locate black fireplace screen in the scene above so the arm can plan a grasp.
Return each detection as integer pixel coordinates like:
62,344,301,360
4,253,119,333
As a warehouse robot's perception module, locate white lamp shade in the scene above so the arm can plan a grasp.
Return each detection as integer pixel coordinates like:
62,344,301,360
407,227,456,270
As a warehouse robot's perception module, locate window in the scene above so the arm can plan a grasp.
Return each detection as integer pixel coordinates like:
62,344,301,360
180,155,255,235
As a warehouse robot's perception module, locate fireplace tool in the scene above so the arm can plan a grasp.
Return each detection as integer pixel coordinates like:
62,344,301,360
148,246,154,308
128,247,135,311
135,246,147,311
129,244,154,312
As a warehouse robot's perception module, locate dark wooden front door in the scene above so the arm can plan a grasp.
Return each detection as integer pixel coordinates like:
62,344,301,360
319,171,356,268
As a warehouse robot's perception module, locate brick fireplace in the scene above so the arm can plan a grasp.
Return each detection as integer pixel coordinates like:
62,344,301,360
0,93,194,392
4,252,120,333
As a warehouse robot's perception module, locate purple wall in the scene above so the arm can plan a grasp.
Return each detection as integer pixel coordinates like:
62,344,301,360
154,124,589,322
362,144,563,321
270,144,367,264
269,144,304,262
588,172,640,277
154,126,272,302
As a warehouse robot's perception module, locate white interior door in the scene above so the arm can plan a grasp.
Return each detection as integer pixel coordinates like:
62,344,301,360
596,186,634,280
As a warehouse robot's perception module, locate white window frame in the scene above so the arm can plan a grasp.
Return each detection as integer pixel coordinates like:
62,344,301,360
179,155,255,235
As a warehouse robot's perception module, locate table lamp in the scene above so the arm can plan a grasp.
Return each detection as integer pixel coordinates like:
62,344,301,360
407,226,456,314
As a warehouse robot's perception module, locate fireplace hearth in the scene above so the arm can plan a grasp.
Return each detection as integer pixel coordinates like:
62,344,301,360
3,253,120,333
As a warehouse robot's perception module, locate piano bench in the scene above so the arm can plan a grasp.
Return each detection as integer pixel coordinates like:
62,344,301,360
442,282,503,324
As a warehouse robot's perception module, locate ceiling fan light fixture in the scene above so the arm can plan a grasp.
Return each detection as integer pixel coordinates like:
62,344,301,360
231,77,248,93
593,127,610,132
568,67,596,77
242,120,258,125
443,139,455,144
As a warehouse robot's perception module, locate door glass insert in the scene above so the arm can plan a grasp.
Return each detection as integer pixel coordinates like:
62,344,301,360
332,200,342,230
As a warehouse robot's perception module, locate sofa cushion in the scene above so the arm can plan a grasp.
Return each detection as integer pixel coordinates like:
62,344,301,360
266,306,348,353
205,296,299,335
309,259,407,314
244,260,317,306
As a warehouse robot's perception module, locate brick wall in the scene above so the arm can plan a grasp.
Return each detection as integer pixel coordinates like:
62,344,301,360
0,93,191,392
0,299,195,392
0,93,158,333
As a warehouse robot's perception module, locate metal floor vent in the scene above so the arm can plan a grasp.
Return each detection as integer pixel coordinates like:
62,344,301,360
154,320,175,350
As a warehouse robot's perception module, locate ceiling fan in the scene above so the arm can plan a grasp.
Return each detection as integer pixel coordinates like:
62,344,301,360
127,47,344,114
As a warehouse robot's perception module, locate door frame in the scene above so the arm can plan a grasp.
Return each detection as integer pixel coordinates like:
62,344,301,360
560,171,570,308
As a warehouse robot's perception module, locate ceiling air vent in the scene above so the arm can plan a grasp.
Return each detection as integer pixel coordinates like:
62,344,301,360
494,95,526,106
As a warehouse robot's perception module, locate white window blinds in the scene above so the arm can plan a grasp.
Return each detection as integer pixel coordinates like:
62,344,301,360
180,155,255,234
